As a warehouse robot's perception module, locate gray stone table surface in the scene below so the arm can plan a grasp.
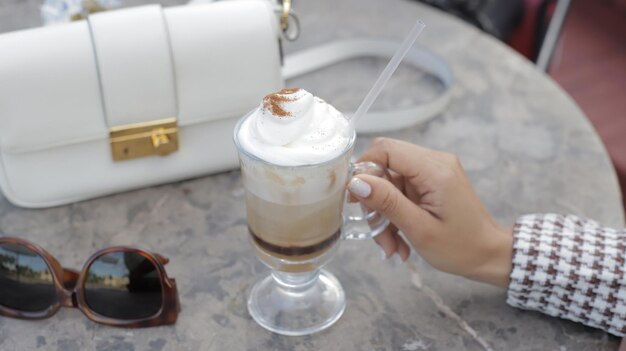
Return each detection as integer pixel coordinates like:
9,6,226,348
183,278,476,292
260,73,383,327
1,0,624,350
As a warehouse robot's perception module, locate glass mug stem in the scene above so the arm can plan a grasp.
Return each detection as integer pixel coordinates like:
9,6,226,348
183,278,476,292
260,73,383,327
271,270,320,292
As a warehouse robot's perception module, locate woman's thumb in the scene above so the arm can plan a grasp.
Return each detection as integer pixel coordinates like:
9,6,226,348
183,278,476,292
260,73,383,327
347,174,427,233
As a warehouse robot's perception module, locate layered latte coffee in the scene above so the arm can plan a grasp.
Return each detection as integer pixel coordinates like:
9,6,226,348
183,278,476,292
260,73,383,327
236,88,353,271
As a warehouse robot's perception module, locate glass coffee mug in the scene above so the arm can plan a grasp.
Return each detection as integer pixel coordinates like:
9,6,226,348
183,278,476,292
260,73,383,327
233,114,390,336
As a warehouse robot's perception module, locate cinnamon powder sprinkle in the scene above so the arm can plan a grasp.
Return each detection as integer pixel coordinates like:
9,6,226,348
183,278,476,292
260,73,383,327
262,88,301,118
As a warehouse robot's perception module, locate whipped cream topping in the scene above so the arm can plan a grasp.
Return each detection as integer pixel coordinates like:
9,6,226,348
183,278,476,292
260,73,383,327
237,88,352,166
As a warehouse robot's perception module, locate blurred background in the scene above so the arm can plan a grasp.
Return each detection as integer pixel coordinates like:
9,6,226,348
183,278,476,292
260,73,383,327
0,0,625,210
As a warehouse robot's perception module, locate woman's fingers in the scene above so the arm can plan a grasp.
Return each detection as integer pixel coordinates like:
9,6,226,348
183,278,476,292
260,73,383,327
394,232,411,261
358,138,435,178
389,170,405,194
373,226,411,261
374,225,399,258
348,174,434,236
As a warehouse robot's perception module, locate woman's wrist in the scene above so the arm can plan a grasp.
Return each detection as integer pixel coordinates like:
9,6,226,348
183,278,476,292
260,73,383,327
466,225,514,288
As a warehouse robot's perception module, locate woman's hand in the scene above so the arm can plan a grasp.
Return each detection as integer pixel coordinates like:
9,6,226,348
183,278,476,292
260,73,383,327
348,138,513,287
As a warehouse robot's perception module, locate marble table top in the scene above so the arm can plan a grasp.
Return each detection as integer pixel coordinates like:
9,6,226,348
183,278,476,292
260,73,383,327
0,0,624,350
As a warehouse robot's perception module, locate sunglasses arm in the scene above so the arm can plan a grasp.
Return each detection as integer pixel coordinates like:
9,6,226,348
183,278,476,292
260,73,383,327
155,253,170,265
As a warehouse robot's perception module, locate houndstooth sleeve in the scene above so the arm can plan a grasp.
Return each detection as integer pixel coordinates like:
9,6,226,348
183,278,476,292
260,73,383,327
507,213,626,336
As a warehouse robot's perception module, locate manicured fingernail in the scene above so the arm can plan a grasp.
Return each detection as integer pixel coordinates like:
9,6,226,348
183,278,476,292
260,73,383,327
348,177,371,198
379,247,388,260
391,254,403,266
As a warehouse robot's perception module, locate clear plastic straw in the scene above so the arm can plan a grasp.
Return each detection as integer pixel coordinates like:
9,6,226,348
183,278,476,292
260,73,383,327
349,20,426,130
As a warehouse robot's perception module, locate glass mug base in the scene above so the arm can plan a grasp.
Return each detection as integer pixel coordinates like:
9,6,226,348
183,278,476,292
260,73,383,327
247,269,346,336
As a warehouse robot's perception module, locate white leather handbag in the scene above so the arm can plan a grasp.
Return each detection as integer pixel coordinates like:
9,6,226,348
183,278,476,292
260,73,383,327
0,0,452,208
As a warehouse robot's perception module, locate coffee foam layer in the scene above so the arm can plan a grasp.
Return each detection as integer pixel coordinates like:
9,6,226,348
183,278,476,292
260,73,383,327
237,88,352,166
241,159,349,206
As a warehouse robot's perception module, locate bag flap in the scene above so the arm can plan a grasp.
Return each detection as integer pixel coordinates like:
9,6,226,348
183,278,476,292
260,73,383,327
0,1,283,154
0,21,108,153
88,5,178,127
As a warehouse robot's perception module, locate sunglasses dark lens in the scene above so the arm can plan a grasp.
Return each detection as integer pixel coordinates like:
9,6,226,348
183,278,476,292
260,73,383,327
84,251,163,320
0,243,56,312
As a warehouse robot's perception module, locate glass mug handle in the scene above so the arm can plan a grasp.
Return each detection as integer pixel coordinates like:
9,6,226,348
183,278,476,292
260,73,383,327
343,162,391,240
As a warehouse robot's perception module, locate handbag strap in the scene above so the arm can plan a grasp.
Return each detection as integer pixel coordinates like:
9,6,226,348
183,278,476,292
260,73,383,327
283,39,453,133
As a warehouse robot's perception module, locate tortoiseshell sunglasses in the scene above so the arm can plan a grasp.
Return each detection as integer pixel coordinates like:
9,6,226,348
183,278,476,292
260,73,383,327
0,237,179,328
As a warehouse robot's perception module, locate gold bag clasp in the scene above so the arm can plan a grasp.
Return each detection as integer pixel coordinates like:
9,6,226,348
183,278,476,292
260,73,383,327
109,118,179,162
